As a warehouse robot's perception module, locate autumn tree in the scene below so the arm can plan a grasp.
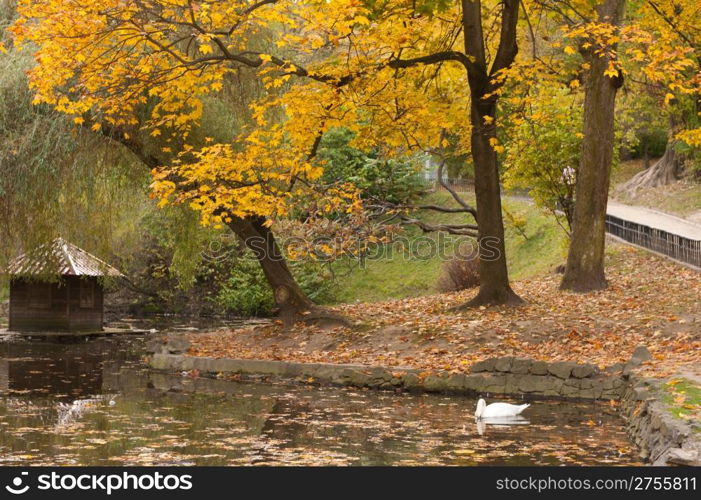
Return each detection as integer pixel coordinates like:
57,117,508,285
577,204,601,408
520,0,628,292
10,0,360,324
236,0,525,306
501,0,700,291
305,0,526,305
557,0,625,292
458,0,523,305
620,0,701,192
541,0,701,291
388,0,525,306
11,0,530,313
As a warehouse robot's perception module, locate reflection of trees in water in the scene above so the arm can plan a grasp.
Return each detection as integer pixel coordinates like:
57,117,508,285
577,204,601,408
143,370,277,431
55,396,116,428
0,337,430,464
252,392,426,465
0,397,55,426
0,336,144,398
0,336,638,465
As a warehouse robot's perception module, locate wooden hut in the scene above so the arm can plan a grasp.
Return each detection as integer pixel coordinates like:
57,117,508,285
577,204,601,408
7,238,123,332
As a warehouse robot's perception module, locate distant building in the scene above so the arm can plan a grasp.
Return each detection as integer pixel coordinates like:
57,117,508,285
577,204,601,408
7,238,123,332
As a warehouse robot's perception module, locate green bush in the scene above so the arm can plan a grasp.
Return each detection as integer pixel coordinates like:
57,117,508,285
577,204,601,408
502,88,582,229
318,128,369,183
319,127,424,204
352,157,425,204
215,257,275,317
215,254,336,317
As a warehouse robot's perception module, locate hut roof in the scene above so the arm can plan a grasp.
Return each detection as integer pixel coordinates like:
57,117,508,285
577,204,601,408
7,238,124,277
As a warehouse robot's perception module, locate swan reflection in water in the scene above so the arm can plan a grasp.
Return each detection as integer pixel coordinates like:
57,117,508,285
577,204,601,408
475,416,530,435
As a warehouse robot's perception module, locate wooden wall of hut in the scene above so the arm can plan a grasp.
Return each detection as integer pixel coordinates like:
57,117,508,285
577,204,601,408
9,276,104,332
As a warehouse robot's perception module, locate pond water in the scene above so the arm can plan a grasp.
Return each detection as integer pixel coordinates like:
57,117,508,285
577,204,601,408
0,333,641,466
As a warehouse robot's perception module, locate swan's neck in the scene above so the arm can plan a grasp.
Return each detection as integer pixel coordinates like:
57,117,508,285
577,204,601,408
475,399,486,419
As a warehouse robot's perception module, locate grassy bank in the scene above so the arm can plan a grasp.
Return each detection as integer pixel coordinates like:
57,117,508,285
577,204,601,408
663,378,701,420
328,192,567,304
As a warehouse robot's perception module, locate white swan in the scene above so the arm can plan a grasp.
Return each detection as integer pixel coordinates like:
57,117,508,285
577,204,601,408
475,398,530,419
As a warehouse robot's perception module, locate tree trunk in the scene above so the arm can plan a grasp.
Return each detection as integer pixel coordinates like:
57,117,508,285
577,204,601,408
560,0,626,292
226,216,349,329
620,140,679,193
463,102,523,306
454,0,522,307
226,216,313,324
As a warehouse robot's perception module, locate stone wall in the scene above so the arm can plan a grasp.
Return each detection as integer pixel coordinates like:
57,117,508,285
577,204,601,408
467,356,627,400
622,377,701,466
149,352,627,400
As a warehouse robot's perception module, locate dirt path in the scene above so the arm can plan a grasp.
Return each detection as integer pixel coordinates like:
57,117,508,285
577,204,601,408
607,200,701,240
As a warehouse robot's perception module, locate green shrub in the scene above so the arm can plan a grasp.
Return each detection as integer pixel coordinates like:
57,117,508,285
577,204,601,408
215,254,336,317
318,128,369,183
352,157,425,204
215,257,275,317
502,88,581,230
319,127,424,204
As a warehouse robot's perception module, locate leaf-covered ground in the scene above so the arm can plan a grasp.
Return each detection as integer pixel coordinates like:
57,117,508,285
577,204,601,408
188,245,700,380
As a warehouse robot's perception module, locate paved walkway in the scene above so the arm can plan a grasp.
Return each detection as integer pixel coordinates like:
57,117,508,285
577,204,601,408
607,201,701,241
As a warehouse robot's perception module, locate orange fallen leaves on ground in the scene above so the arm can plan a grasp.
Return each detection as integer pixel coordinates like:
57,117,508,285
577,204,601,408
187,248,700,378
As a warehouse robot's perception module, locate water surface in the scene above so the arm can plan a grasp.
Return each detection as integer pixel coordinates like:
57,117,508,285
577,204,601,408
0,334,640,465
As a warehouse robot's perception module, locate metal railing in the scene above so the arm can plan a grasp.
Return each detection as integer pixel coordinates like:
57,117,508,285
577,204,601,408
605,214,701,268
416,178,700,268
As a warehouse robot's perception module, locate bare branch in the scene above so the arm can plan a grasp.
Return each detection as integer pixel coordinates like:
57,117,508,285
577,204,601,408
389,50,474,72
397,215,478,236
